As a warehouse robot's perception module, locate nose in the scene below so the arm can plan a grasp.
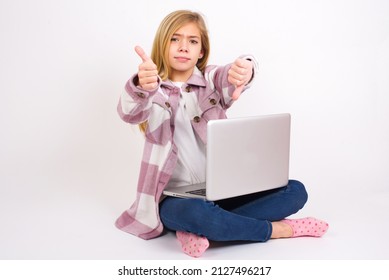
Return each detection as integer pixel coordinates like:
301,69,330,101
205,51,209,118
178,40,188,52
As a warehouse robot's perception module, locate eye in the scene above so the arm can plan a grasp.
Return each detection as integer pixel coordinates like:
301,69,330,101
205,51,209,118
171,37,179,42
190,39,199,44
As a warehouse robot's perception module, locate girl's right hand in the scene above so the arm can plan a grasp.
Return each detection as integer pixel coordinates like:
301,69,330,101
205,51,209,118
135,46,159,90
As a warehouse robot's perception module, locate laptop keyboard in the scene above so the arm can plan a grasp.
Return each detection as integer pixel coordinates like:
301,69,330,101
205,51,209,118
186,188,206,196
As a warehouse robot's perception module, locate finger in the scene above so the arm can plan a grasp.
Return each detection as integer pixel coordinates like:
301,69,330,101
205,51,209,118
232,59,252,79
228,68,244,85
229,72,245,85
148,82,159,90
233,58,249,71
232,84,244,100
139,75,158,85
141,82,159,91
138,62,157,72
135,45,151,62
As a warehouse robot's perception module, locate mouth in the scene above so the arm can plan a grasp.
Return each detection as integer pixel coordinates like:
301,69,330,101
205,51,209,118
174,56,190,62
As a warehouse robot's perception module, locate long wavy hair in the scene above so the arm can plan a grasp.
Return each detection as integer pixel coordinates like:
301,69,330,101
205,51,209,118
139,10,210,133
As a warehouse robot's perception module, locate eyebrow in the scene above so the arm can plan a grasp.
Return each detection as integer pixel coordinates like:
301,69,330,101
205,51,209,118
172,33,200,39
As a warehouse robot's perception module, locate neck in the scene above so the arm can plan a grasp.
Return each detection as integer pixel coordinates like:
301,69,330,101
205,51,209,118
169,69,193,82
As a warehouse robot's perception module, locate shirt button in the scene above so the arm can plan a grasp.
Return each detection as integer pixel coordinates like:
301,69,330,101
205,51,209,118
136,92,145,98
193,116,201,123
185,86,192,92
209,98,217,105
165,102,171,108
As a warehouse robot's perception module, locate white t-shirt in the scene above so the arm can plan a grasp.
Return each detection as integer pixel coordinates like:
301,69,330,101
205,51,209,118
167,82,206,188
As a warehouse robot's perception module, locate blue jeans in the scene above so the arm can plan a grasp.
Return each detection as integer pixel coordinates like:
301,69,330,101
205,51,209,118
159,180,308,242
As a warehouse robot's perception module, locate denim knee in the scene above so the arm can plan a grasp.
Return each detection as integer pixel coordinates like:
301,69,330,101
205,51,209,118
159,197,217,232
288,179,308,209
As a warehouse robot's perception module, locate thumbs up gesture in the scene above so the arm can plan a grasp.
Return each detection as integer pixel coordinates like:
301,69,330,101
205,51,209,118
135,46,159,90
228,58,253,100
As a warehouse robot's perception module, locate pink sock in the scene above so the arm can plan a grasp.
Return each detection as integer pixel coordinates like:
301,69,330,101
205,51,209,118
176,231,209,258
281,217,329,237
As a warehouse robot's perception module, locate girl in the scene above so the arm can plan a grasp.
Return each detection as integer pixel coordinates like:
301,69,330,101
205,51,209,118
116,10,328,257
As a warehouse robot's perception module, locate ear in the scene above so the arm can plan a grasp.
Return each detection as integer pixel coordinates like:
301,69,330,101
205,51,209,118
199,50,204,59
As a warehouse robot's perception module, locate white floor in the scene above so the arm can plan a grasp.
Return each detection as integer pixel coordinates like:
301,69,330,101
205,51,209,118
1,168,388,260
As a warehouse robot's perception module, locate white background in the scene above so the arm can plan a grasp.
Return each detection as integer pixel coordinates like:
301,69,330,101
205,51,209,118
1,0,388,260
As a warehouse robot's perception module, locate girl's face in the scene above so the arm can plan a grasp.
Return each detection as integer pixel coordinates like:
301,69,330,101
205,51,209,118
168,22,204,82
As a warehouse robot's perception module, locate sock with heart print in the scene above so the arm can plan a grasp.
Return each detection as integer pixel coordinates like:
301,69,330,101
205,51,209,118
281,217,329,237
176,231,210,258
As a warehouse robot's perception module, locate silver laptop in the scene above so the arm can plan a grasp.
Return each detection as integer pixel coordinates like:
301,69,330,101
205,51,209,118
163,113,291,201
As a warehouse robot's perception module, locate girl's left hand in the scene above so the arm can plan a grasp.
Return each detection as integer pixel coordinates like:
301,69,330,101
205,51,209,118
228,58,253,100
228,58,253,87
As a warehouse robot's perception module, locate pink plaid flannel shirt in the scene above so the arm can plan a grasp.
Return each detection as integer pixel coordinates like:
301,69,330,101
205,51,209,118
115,58,258,239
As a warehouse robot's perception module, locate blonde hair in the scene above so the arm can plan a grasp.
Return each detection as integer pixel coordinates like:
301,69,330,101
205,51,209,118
139,10,210,133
